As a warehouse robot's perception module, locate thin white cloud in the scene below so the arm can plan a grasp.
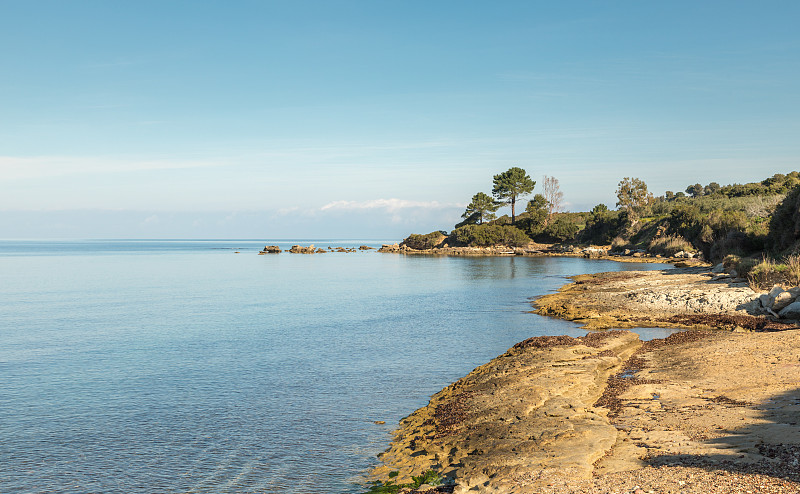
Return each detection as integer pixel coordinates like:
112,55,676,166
0,155,227,181
320,198,461,213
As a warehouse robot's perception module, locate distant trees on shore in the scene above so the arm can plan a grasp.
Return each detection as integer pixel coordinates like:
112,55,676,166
445,169,800,270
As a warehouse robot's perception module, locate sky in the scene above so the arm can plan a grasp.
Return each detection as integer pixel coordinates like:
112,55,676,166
1,1,799,239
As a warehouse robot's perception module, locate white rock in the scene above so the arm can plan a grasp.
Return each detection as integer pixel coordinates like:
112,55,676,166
768,286,786,298
778,300,800,319
773,291,794,312
712,263,725,274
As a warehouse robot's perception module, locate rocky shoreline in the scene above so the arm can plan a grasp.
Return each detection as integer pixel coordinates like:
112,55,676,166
369,267,800,494
375,243,701,265
534,266,800,329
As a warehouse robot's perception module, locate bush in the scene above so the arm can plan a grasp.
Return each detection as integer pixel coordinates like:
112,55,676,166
722,254,741,269
539,214,580,242
748,254,800,290
648,235,694,257
668,203,701,238
785,254,800,286
451,224,531,247
768,185,800,254
709,230,750,262
748,258,786,290
581,208,623,245
402,231,446,250
736,257,760,279
610,236,632,252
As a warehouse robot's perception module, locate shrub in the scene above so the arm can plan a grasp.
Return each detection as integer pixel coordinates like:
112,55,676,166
709,230,750,262
648,235,694,257
748,258,786,290
580,208,623,245
402,231,446,250
768,185,800,254
610,236,632,252
736,257,760,279
451,224,530,247
539,214,580,242
784,254,800,286
668,203,701,238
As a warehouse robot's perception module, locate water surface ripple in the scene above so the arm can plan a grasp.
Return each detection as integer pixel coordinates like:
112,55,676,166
0,240,670,493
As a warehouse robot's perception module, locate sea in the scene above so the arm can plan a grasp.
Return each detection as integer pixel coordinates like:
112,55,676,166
0,240,675,494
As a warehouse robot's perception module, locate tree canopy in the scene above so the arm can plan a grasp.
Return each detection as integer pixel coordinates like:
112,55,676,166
492,167,536,224
541,175,564,224
616,177,652,218
461,192,500,225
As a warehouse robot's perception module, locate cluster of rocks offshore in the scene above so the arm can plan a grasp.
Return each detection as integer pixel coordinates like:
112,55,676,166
257,244,374,254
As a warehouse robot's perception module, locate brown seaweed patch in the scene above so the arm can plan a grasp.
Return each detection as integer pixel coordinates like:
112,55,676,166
429,392,474,438
580,330,631,347
572,272,648,286
640,329,713,351
708,395,751,407
659,314,796,331
513,330,631,350
583,349,617,359
513,335,579,349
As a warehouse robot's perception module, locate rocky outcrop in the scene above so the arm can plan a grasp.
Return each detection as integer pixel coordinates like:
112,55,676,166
379,244,538,256
378,243,401,253
258,245,282,254
533,268,800,330
371,331,642,493
288,244,316,254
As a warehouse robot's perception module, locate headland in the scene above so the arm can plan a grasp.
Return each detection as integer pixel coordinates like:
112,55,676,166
368,264,800,494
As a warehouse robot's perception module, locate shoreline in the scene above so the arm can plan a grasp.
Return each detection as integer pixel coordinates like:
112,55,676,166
369,265,800,494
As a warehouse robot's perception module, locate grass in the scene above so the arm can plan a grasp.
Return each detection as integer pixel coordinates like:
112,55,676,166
647,235,694,257
747,254,800,290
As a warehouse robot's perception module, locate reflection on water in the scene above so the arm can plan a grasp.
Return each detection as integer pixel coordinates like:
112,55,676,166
0,241,670,494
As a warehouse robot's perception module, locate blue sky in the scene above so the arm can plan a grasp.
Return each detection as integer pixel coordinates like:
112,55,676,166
1,1,798,239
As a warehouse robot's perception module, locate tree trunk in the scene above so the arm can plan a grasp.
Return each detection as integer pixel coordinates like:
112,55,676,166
511,196,516,224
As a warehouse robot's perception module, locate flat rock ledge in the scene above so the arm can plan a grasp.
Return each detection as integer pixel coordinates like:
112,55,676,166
534,267,800,330
372,329,800,493
371,331,642,493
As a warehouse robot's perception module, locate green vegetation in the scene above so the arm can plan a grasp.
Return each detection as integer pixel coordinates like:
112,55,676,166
616,177,653,220
747,254,800,290
492,167,536,224
461,192,500,225
363,470,444,494
401,170,800,273
403,231,446,250
647,235,695,257
452,224,530,247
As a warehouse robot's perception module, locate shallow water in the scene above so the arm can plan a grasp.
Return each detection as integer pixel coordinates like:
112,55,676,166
0,240,671,493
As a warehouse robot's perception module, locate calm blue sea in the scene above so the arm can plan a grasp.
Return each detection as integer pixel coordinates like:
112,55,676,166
0,240,673,494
